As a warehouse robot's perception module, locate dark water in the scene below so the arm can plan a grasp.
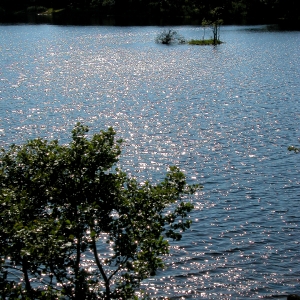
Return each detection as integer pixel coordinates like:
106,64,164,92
0,25,300,299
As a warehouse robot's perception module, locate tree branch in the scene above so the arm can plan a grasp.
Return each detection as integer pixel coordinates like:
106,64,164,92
91,236,111,299
21,257,32,292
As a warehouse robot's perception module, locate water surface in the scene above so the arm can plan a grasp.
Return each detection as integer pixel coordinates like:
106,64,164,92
0,25,299,299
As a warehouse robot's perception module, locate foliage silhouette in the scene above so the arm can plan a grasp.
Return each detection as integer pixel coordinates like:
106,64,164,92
202,7,223,45
0,123,200,299
155,29,186,45
288,145,299,153
0,0,299,27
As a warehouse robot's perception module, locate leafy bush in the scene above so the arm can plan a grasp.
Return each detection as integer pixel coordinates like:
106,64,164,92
288,145,299,153
0,123,200,299
155,29,186,45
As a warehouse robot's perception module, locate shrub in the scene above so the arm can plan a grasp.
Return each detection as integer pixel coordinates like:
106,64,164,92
288,146,299,153
155,29,186,45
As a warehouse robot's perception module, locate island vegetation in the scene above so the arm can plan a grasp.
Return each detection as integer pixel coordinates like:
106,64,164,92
156,7,223,46
188,39,222,45
288,145,299,153
0,0,299,28
155,29,186,44
0,123,200,299
188,7,223,45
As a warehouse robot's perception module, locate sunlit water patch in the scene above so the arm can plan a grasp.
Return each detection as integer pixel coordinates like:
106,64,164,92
0,24,300,299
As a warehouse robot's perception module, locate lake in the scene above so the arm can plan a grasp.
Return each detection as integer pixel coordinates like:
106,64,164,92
0,24,299,299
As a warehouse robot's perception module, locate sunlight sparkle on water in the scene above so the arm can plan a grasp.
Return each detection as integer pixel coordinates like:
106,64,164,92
0,24,300,299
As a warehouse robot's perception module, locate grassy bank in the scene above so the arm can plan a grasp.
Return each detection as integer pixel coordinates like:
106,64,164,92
188,39,223,45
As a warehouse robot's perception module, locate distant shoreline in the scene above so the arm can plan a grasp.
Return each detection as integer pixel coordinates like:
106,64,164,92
0,16,298,30
0,7,299,29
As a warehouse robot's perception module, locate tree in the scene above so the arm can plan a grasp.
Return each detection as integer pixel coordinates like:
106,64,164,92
188,7,223,46
0,123,200,299
203,7,223,45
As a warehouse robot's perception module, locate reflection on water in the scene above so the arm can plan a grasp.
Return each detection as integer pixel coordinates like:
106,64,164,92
0,25,300,299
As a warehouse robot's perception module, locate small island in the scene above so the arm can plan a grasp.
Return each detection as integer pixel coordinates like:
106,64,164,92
188,39,223,45
156,9,223,46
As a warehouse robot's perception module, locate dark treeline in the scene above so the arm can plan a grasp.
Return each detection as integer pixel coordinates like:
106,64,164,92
0,0,299,27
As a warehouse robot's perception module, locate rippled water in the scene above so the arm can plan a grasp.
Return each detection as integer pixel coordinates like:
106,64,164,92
0,24,300,299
